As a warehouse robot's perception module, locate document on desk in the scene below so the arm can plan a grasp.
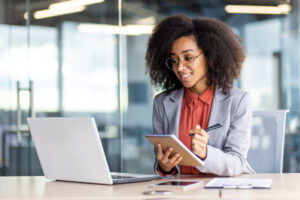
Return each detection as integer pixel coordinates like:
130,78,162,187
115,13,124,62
205,178,272,189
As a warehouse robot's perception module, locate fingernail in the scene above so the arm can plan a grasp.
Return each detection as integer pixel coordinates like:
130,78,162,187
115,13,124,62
196,125,201,129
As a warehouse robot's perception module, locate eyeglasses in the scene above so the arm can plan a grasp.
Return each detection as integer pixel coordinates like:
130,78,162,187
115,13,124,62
165,53,203,70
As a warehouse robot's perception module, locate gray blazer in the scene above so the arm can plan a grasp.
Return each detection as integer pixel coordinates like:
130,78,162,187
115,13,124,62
153,86,255,176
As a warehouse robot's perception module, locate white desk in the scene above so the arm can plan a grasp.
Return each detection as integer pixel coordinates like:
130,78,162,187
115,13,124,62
0,173,300,199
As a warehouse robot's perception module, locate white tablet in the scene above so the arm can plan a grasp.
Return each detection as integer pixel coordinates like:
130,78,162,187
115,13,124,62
149,180,203,190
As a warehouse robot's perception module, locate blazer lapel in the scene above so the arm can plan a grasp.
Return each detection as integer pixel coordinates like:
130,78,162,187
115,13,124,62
207,87,230,145
162,87,230,141
163,88,184,137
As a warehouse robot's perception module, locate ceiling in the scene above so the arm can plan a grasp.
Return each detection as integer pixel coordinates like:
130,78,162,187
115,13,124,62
2,0,293,28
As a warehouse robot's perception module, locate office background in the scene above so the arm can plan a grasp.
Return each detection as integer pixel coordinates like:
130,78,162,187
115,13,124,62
0,0,300,176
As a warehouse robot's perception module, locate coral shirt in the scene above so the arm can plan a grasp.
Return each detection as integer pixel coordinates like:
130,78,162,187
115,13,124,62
179,84,215,175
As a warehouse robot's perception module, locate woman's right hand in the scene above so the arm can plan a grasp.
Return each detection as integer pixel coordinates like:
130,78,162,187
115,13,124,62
156,143,182,173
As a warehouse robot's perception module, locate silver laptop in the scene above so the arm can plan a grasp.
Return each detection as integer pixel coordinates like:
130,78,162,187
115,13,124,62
27,117,160,184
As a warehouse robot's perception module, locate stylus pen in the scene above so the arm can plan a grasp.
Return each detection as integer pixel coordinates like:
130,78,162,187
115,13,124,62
188,123,222,136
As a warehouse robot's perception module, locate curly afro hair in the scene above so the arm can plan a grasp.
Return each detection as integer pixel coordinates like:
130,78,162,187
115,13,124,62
146,15,245,94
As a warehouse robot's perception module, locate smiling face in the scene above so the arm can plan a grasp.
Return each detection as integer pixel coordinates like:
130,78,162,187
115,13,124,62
170,35,208,95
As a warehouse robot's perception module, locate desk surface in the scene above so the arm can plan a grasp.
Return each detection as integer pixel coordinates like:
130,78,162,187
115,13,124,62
0,173,300,199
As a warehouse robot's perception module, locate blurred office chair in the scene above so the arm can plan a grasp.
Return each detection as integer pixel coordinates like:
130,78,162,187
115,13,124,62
247,110,288,173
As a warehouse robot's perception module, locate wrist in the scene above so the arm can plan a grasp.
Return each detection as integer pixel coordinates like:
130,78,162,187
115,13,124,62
158,164,171,173
157,164,178,177
197,146,208,160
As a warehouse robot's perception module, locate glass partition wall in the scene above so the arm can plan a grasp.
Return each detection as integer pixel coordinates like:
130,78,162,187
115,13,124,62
1,0,300,176
0,0,34,175
0,0,122,175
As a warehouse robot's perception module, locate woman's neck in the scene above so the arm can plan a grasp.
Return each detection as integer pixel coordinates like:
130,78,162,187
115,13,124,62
189,78,210,96
189,85,208,96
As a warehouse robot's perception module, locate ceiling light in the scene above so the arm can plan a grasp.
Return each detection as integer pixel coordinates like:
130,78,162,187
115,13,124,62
78,24,120,34
278,4,292,13
77,24,154,36
25,0,105,20
24,12,28,20
136,16,156,25
225,4,292,15
49,0,105,10
34,6,85,19
122,25,154,35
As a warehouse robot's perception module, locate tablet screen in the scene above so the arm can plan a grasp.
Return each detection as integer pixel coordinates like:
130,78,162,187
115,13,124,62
156,181,198,186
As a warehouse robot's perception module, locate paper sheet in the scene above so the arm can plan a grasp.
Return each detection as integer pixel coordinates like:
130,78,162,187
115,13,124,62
205,178,272,189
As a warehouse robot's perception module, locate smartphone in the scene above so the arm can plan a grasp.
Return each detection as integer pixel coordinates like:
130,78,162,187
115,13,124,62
149,180,203,190
143,190,173,195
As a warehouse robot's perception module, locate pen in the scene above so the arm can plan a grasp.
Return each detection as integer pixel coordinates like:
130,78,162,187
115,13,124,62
188,123,222,136
222,184,253,189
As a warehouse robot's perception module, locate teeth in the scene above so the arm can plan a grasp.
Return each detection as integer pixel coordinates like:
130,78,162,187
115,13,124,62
181,73,191,78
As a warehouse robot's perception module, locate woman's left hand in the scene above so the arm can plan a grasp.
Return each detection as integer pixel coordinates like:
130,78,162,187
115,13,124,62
190,125,209,159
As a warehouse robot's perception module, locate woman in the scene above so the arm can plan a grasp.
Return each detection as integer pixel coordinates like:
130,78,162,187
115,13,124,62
146,15,255,177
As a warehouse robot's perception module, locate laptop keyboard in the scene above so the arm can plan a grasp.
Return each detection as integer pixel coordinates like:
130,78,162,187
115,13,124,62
112,175,134,180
